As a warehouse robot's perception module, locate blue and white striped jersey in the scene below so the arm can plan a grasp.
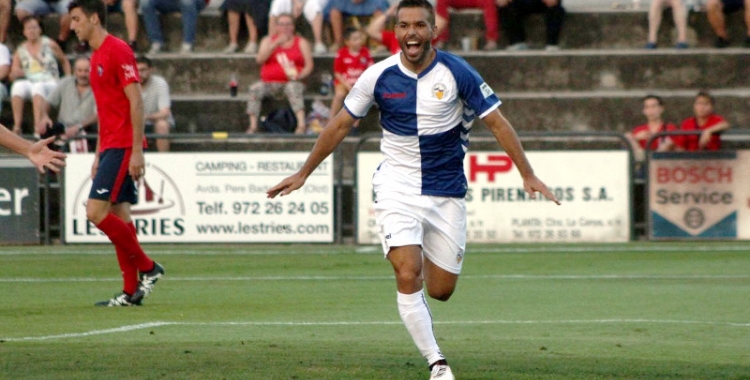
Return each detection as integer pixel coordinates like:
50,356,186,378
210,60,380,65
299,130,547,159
344,50,501,198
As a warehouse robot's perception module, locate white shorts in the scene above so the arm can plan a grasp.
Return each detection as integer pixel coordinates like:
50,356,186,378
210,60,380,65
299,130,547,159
10,79,57,99
269,0,327,22
374,191,467,275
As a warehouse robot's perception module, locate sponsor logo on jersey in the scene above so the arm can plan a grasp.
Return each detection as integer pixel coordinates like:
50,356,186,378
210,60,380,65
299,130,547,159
480,82,493,98
432,83,447,100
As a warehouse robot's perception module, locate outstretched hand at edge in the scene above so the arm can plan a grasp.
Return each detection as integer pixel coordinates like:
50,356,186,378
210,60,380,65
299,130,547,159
523,174,561,205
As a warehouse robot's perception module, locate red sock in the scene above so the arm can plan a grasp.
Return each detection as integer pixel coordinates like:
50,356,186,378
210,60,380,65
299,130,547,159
96,214,152,292
126,221,154,272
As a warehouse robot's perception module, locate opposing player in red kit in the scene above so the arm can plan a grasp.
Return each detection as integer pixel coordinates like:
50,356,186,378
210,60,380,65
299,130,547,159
69,0,164,307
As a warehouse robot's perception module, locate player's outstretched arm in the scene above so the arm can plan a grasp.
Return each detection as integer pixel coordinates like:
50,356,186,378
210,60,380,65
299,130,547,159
0,126,66,173
267,109,356,198
483,110,561,205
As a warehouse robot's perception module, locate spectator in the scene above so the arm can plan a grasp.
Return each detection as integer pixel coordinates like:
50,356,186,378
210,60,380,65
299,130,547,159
365,2,401,54
625,95,677,166
103,0,140,51
645,0,688,48
36,56,97,152
136,55,174,152
330,27,373,121
141,0,208,54
674,91,730,151
435,0,499,50
325,0,390,52
706,0,750,47
246,13,313,134
0,41,10,116
15,0,75,51
268,0,328,54
221,0,270,54
9,16,70,135
0,0,11,43
498,0,565,51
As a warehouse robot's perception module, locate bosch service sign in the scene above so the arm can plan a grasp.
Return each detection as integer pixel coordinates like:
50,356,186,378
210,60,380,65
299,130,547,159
648,151,750,240
357,151,631,243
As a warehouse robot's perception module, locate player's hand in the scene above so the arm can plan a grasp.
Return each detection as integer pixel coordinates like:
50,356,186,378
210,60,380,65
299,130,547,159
523,175,561,205
91,154,99,179
266,173,306,198
27,137,66,173
129,150,145,181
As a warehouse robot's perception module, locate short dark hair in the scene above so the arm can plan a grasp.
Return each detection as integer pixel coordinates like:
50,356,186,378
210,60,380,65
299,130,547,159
696,90,715,105
343,27,361,42
643,94,663,106
68,0,107,27
135,55,152,67
397,0,436,25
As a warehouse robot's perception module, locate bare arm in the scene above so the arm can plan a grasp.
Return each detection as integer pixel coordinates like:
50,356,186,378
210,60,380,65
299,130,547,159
699,120,730,149
0,63,9,81
50,41,71,76
483,109,561,204
256,35,279,64
124,82,145,181
366,3,397,41
296,38,314,80
9,52,23,81
0,124,66,173
267,109,356,198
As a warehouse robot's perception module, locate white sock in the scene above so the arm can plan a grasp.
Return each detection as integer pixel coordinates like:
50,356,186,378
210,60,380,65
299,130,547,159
397,290,445,365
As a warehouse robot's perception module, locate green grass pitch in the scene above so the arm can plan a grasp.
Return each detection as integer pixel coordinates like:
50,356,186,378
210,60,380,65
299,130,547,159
1,242,749,379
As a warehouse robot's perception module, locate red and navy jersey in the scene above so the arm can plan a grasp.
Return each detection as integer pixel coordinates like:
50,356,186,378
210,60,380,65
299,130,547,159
90,35,142,151
333,46,373,87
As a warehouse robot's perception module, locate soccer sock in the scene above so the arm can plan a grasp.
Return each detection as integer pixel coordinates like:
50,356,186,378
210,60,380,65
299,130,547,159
97,214,139,295
125,221,155,272
397,290,445,366
96,214,151,292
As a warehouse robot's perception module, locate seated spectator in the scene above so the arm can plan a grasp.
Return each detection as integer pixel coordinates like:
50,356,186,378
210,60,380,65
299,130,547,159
103,0,140,51
498,0,565,51
9,16,70,135
325,0,390,52
625,95,677,165
435,0,498,50
330,27,373,121
0,0,11,43
137,55,174,152
268,0,328,54
645,0,688,49
221,0,270,54
706,0,750,47
15,0,75,51
36,56,97,152
0,41,10,117
246,13,313,134
365,2,401,54
141,0,208,54
674,91,730,151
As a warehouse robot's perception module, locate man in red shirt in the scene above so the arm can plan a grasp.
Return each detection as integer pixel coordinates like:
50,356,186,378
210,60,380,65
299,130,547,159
69,0,165,307
674,91,731,151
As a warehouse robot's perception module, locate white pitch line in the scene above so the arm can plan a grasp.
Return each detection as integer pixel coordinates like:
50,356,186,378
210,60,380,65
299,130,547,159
2,274,749,283
3,319,750,342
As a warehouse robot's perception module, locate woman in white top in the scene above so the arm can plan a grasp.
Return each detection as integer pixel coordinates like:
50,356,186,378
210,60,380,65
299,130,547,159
9,16,70,135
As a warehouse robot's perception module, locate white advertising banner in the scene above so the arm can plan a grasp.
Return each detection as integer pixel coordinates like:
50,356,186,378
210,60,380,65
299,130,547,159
357,151,631,244
64,153,334,243
649,151,750,239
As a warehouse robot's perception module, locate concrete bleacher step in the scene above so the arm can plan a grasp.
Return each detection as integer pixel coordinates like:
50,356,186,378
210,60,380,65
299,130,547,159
9,9,748,52
169,89,750,135
150,50,750,94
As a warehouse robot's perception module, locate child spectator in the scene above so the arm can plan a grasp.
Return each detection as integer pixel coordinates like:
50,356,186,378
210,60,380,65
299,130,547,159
330,27,373,121
625,95,677,165
674,91,730,151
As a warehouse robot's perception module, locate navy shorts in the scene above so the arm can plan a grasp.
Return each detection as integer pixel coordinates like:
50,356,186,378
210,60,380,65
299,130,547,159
89,148,138,205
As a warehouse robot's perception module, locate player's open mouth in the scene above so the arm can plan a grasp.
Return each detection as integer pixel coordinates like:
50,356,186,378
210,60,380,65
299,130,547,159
405,40,421,55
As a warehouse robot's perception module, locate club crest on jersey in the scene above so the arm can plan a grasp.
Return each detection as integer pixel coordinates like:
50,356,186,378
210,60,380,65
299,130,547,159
96,64,103,77
456,250,464,264
122,64,137,80
432,83,447,100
